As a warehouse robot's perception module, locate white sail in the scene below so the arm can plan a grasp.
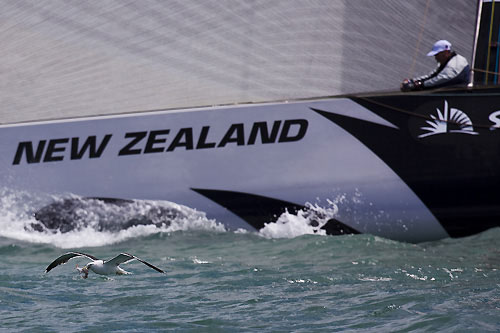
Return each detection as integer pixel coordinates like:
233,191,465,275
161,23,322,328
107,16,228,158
0,1,476,124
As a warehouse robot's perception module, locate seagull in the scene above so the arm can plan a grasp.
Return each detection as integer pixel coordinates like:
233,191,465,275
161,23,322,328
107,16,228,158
45,252,165,278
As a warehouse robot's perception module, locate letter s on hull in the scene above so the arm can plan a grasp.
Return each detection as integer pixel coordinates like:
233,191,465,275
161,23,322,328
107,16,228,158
489,110,500,129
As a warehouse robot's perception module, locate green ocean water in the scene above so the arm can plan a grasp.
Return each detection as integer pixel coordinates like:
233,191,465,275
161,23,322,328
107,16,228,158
1,228,499,332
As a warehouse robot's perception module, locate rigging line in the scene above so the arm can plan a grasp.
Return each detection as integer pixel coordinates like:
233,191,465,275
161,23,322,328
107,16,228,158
485,0,496,84
355,95,494,130
408,0,431,78
495,22,500,84
472,67,500,75
469,0,484,87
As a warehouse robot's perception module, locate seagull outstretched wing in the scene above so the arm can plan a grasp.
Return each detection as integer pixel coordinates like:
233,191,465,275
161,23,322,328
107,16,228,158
106,253,165,273
45,252,99,273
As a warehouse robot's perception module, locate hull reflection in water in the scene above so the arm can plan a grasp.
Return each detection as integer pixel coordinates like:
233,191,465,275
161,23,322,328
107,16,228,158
32,196,360,236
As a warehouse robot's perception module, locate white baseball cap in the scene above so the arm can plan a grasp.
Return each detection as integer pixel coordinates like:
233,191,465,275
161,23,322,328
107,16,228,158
427,40,452,56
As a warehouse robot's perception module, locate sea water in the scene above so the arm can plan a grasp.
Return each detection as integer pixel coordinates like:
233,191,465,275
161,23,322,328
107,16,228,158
0,188,499,332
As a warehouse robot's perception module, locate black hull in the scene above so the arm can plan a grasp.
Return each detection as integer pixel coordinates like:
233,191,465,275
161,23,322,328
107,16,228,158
315,87,500,238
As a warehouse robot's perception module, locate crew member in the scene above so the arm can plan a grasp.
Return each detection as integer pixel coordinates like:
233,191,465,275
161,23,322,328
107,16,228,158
401,40,470,91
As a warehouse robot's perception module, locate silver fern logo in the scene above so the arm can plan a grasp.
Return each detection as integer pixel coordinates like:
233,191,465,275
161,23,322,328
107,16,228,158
419,100,478,138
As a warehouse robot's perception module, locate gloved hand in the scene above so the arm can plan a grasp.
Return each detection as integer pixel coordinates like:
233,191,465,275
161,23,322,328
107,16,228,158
401,79,423,92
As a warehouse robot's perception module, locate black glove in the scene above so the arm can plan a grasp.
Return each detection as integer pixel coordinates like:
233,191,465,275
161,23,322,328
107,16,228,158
401,79,414,92
401,79,423,92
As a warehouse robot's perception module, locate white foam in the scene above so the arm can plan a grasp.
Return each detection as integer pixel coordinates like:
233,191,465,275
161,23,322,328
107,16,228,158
0,187,225,248
258,202,339,239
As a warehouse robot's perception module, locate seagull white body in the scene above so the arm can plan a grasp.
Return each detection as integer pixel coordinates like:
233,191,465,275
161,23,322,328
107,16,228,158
46,252,165,278
78,259,130,276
